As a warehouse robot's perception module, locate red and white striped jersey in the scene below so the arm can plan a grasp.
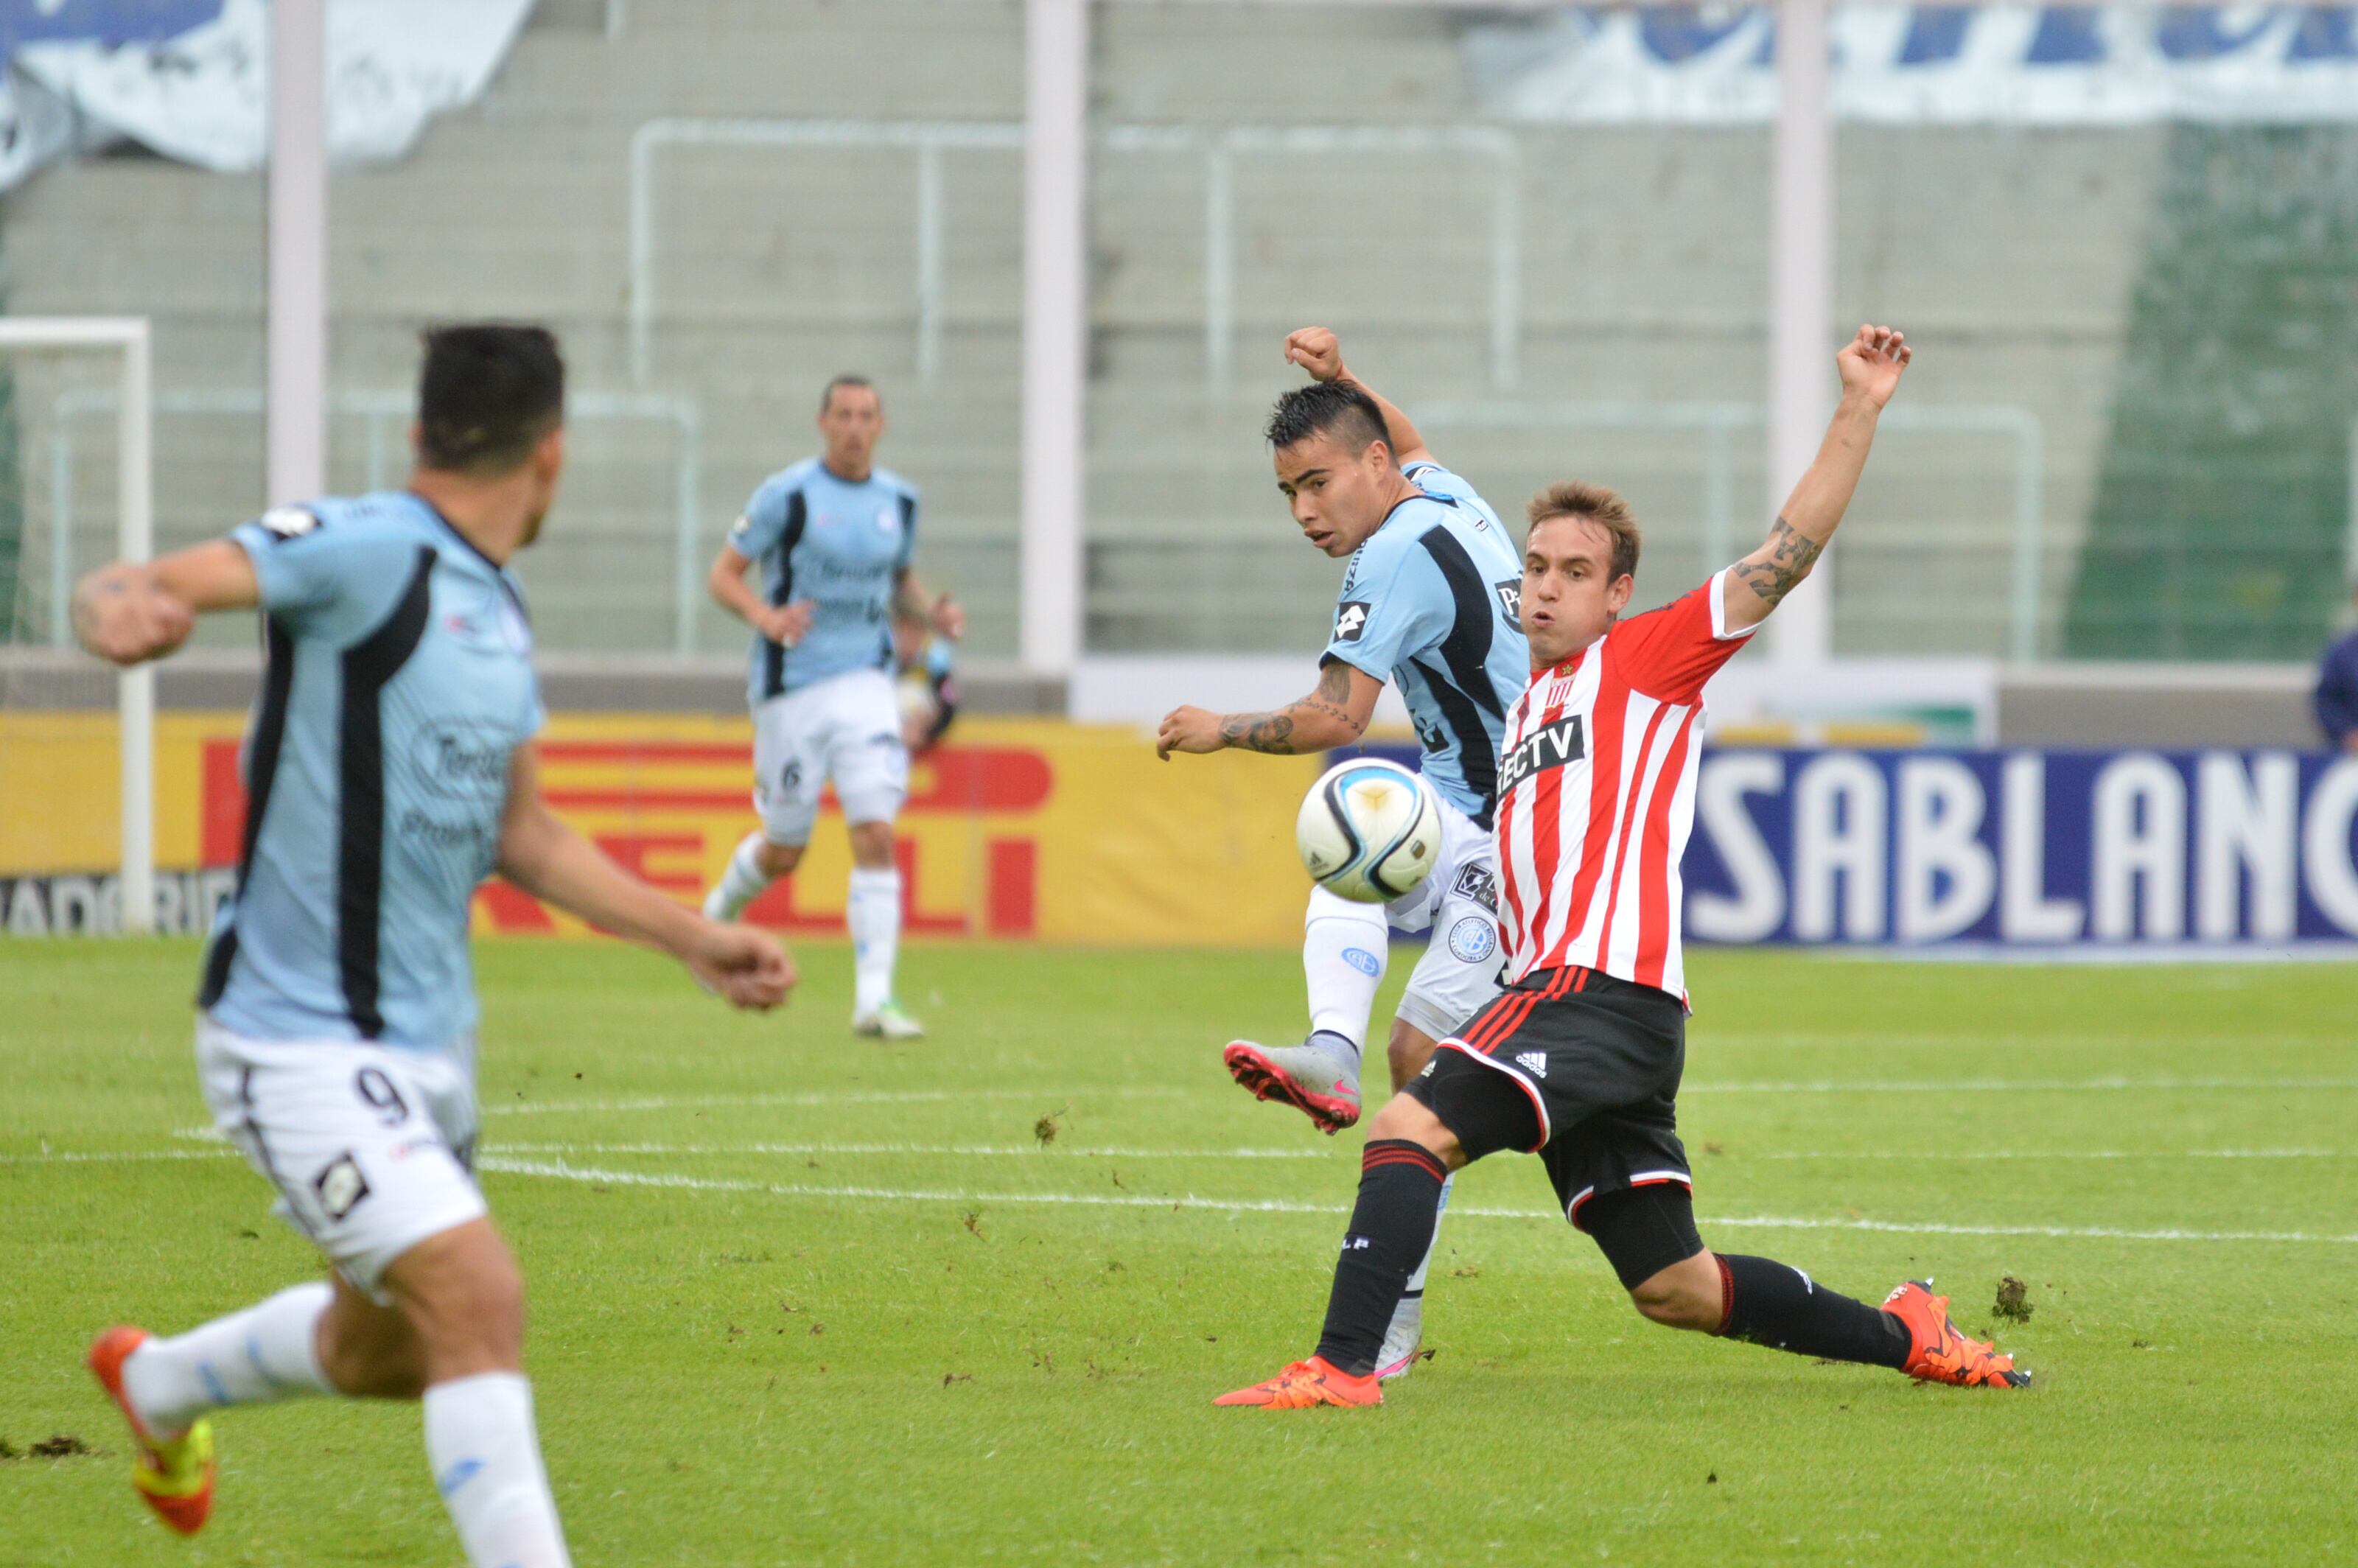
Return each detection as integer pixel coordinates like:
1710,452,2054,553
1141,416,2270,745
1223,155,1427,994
1494,569,1759,1002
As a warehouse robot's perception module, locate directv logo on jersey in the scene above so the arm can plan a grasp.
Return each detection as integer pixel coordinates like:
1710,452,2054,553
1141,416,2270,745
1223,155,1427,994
1497,715,1586,794
1333,601,1371,642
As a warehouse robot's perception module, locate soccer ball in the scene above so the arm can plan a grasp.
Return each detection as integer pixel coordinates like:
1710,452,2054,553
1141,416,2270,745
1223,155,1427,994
1295,757,1442,904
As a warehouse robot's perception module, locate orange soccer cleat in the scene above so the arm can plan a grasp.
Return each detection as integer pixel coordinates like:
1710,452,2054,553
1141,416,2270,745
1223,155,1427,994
1214,1356,1384,1408
88,1326,217,1536
1883,1281,2032,1389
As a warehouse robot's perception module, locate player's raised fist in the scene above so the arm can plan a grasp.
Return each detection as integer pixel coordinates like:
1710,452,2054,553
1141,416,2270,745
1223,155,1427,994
689,922,797,1011
72,564,195,667
1284,327,1345,384
1838,323,1911,410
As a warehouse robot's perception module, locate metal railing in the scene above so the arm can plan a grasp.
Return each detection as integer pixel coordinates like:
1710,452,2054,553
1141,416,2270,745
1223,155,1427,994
45,389,706,653
628,117,1522,391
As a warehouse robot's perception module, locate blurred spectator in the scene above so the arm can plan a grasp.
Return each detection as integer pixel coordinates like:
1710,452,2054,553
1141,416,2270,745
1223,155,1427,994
2316,578,2358,752
894,606,960,754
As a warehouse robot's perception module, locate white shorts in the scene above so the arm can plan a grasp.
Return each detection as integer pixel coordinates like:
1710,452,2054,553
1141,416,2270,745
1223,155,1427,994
1312,793,1505,1043
197,1019,486,1302
752,668,910,845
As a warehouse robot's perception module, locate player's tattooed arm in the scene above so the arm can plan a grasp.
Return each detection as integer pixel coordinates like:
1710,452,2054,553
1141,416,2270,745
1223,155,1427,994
1721,323,1910,634
1732,516,1823,608
1156,660,1382,760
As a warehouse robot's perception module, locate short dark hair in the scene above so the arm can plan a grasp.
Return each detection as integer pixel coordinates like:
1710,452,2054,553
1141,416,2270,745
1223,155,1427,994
416,323,564,475
1264,379,1390,457
821,374,878,414
1528,480,1642,584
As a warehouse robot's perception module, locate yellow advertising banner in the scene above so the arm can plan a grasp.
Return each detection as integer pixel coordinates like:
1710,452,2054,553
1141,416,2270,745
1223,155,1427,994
0,713,1324,945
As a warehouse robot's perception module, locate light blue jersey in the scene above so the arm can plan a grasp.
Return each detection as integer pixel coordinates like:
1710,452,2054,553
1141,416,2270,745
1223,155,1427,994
1323,459,1528,827
730,458,917,702
200,491,545,1055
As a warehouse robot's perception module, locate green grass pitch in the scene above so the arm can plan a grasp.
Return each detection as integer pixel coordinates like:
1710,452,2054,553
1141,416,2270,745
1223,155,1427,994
4,937,2355,1565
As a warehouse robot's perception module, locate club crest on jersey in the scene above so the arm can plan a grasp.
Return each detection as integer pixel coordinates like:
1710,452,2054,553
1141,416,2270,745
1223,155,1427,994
1493,578,1523,631
1497,715,1586,795
1333,601,1371,642
1447,916,1497,963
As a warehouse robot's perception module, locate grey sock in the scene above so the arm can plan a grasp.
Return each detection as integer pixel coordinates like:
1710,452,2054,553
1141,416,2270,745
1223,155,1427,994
1306,1029,1361,1079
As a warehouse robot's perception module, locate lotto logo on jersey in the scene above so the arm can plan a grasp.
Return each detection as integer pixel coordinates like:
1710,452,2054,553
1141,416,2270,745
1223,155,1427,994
258,505,320,541
1497,715,1586,795
1494,578,1523,630
1333,601,1371,642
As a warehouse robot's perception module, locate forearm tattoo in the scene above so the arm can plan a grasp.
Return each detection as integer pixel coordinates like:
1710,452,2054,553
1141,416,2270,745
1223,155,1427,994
1222,665,1358,755
1734,516,1825,607
1220,711,1298,753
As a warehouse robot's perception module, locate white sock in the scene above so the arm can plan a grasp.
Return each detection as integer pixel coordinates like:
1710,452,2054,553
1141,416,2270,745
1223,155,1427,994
847,866,902,1015
710,832,774,920
1304,887,1389,1065
120,1281,335,1437
424,1373,572,1568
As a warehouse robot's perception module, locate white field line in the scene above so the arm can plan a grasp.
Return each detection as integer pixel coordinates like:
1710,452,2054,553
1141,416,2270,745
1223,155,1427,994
481,1086,1194,1118
493,1140,2350,1163
477,1077,2358,1119
49,1137,2358,1169
1693,1032,2351,1049
491,1141,1328,1159
476,1155,2358,1245
0,1148,232,1165
1749,1148,2350,1161
1682,1076,2358,1093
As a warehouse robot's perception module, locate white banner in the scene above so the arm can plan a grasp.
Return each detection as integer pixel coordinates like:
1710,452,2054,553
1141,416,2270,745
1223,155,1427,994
0,0,533,189
1465,6,2358,124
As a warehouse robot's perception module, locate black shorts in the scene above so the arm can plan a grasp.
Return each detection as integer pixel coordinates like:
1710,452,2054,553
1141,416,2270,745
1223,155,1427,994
1402,964,1692,1229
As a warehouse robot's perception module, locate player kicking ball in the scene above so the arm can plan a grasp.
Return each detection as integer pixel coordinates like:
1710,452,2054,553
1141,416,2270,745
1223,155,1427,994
1159,328,1528,1379
72,324,795,1563
1219,325,2030,1408
702,374,963,1040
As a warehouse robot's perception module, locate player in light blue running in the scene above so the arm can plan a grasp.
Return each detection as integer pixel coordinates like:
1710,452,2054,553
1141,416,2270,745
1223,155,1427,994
1158,327,1528,1379
71,324,794,1567
702,374,965,1040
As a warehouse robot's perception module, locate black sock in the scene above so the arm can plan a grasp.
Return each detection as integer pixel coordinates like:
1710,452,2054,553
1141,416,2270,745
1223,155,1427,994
1713,1254,1911,1369
1312,1140,1447,1376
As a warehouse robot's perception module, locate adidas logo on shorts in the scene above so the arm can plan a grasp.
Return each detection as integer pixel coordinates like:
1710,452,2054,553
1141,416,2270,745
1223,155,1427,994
1515,1050,1548,1078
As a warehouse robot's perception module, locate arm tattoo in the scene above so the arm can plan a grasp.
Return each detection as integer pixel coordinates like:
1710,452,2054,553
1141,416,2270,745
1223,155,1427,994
1732,515,1825,607
1224,663,1364,753
1220,710,1298,754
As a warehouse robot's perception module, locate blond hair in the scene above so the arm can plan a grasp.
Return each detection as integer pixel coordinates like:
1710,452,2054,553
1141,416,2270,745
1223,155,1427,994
1526,480,1641,583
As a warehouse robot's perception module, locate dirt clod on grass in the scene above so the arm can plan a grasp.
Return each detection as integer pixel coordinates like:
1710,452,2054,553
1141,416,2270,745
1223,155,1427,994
16,1435,92,1460
1993,1276,2034,1323
1033,1108,1066,1147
